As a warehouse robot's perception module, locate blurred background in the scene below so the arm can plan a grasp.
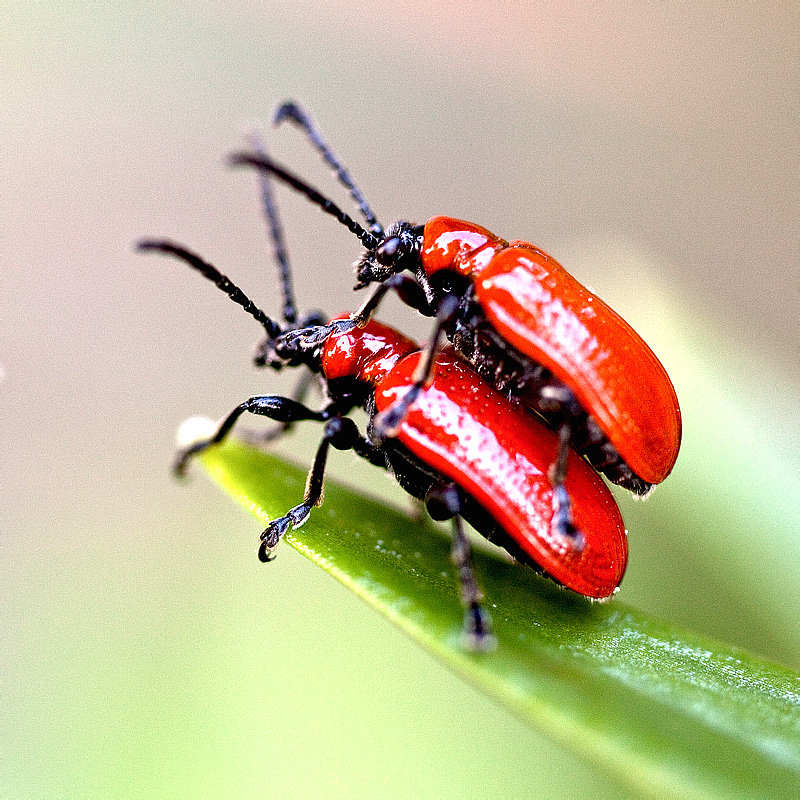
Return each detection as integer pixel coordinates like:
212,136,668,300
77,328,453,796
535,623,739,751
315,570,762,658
3,3,798,797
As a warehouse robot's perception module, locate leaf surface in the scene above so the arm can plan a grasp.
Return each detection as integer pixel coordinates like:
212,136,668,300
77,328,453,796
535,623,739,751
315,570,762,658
201,440,800,798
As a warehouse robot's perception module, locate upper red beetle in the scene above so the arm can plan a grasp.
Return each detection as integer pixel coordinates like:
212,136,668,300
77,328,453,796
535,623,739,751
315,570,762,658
413,216,682,487
229,101,681,517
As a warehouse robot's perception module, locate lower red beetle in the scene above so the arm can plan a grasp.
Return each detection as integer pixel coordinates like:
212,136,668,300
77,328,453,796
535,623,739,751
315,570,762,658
137,240,629,645
229,101,681,526
137,146,628,648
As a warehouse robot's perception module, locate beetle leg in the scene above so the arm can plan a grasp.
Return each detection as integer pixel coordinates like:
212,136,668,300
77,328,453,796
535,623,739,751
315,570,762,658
270,318,361,366
173,394,331,477
350,273,432,325
425,484,496,651
374,293,460,438
350,429,390,469
258,416,361,561
241,370,319,446
548,423,586,551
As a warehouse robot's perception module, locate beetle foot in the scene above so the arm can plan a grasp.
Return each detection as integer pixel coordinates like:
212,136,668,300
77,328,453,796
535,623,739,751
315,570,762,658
551,485,586,552
557,520,586,552
258,516,290,562
257,539,280,562
461,603,497,652
258,504,312,561
373,406,403,440
374,384,421,440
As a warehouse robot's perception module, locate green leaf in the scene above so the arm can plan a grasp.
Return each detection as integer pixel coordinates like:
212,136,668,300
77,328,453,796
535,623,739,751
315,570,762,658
201,440,800,798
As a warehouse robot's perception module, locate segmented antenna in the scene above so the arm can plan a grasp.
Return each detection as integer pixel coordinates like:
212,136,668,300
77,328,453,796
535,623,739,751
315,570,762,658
136,240,283,340
228,153,380,251
273,101,383,236
245,128,298,324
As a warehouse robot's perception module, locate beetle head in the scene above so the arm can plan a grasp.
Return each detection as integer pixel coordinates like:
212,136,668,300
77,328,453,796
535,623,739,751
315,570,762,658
355,221,424,288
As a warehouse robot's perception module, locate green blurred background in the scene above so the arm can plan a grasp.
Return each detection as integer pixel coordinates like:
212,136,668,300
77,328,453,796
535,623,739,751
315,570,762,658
3,3,798,797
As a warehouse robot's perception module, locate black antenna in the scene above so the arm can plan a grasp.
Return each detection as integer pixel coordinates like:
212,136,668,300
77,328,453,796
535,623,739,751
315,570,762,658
273,101,383,236
245,128,298,324
136,240,283,340
228,152,380,251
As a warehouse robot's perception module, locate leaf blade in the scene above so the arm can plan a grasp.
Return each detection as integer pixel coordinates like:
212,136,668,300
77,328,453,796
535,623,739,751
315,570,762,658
201,440,800,797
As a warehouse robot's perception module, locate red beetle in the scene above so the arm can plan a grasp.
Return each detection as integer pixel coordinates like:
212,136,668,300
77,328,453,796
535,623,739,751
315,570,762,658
230,101,681,508
325,318,628,604
409,216,682,489
137,250,627,648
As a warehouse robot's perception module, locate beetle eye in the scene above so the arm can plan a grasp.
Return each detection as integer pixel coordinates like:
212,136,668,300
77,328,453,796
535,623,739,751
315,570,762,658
375,236,401,265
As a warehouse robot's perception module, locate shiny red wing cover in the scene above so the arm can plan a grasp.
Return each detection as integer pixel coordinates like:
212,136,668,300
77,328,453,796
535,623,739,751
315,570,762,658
475,246,681,483
421,216,681,484
375,349,628,598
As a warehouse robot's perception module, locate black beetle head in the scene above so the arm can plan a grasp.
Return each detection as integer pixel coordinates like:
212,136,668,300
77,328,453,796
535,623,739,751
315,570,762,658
354,221,424,288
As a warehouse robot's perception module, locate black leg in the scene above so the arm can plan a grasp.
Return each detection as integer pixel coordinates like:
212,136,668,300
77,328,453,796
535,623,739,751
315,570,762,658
269,318,364,367
374,293,461,438
547,421,586,551
174,394,328,476
268,275,432,367
253,311,328,368
270,274,431,367
258,416,361,561
240,370,319,447
350,273,433,324
425,484,495,651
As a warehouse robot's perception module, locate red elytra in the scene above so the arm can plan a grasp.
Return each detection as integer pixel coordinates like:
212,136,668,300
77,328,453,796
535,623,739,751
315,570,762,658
322,318,628,599
421,216,682,486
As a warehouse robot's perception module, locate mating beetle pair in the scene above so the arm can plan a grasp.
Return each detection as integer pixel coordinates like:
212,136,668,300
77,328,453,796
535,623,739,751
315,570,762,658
232,103,681,499
140,103,679,647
